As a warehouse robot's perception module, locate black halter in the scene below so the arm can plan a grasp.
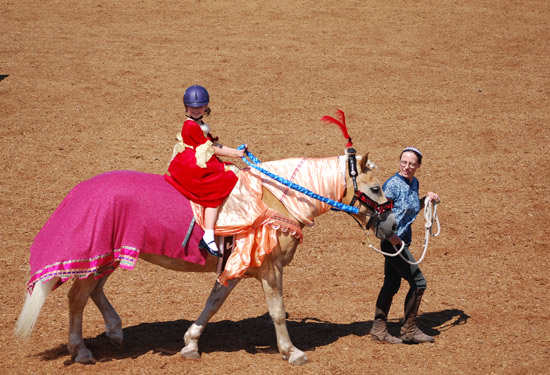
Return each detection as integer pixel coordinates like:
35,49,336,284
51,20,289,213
346,148,393,230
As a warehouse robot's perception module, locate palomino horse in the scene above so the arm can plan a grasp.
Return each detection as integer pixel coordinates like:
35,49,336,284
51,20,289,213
15,152,396,366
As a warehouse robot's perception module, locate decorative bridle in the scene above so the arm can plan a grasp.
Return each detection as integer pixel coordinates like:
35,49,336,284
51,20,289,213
321,110,393,230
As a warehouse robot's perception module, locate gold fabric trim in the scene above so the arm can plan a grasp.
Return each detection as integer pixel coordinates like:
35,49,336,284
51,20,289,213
170,134,186,162
224,164,240,174
195,140,214,168
170,134,214,169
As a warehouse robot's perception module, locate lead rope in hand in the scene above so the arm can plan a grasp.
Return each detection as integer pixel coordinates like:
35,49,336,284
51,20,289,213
365,233,407,257
366,197,440,265
393,197,440,265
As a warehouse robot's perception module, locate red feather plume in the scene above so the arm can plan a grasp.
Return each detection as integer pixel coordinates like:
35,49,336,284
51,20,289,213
320,109,353,147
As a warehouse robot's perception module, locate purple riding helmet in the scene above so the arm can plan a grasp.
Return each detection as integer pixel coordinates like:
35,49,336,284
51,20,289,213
183,85,210,107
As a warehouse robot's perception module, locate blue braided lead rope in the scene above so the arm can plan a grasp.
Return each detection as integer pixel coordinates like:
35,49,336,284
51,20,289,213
237,144,359,214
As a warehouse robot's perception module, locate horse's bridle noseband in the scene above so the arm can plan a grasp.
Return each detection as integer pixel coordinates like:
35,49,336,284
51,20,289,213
347,148,393,230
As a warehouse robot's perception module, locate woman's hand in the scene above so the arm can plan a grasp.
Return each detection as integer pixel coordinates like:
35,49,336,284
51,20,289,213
426,191,439,202
389,235,402,246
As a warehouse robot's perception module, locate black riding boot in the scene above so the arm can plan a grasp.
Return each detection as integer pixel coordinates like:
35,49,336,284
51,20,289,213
370,292,402,344
400,288,434,343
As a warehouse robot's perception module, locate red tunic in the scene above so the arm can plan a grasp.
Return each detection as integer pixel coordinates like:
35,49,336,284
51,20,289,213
165,119,238,208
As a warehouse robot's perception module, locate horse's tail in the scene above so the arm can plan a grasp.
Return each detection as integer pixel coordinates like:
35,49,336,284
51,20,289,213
14,278,59,338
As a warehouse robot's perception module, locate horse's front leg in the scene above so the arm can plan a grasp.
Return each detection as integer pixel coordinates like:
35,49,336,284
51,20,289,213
181,278,240,359
260,263,308,366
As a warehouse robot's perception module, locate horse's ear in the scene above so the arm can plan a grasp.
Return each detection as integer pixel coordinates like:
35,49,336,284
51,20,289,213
359,152,369,171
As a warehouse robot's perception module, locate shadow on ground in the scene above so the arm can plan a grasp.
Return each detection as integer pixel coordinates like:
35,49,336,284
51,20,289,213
36,309,469,365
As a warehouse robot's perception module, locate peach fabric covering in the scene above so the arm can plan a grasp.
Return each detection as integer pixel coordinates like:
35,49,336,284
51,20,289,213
191,157,345,285
259,157,345,227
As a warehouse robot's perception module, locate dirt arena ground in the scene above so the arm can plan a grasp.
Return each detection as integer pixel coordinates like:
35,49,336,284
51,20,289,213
1,1,549,374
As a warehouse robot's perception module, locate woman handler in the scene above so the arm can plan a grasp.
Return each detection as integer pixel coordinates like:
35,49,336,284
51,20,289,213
370,147,439,344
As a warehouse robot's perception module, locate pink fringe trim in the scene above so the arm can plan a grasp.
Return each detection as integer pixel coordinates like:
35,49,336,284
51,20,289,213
26,246,140,294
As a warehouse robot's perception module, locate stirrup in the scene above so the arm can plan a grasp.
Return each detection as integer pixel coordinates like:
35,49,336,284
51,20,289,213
199,239,222,258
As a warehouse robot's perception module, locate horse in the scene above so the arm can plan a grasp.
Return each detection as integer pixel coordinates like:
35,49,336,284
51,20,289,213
14,152,396,366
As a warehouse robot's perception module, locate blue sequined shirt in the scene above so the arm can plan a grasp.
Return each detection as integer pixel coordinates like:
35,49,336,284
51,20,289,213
382,172,421,245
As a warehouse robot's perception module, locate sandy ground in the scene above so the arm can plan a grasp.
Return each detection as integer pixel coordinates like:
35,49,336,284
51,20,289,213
1,0,549,374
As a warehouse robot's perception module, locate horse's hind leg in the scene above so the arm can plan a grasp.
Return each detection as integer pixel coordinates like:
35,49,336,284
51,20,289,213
67,275,101,363
181,278,240,359
89,274,123,348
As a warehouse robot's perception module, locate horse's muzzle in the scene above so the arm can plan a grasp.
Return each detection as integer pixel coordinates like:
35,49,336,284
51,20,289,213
375,211,397,240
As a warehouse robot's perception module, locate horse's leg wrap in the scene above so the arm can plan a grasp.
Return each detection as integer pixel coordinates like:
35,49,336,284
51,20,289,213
181,278,240,359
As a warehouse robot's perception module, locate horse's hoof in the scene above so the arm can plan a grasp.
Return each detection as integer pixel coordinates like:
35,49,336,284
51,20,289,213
69,343,96,364
288,351,309,366
181,347,201,359
74,351,96,364
108,336,124,350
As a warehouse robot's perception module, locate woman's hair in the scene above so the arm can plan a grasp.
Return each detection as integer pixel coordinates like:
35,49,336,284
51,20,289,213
400,146,422,165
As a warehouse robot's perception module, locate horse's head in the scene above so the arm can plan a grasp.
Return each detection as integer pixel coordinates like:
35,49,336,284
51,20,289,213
342,152,397,241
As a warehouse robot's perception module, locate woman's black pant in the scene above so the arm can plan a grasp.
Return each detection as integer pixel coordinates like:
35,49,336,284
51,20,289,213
374,240,427,320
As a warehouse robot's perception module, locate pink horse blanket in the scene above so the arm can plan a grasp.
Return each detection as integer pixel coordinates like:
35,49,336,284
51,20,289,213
27,170,206,293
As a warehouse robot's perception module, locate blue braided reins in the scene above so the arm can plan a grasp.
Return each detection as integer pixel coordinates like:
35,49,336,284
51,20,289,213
236,144,359,214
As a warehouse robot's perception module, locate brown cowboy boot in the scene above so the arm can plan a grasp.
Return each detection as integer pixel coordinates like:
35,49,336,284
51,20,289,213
400,288,434,343
371,292,402,344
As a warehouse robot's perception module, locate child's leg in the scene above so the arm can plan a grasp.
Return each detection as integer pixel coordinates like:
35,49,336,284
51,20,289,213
202,206,221,256
204,206,219,231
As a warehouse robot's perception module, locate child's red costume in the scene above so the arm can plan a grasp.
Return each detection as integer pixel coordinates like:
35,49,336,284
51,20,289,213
165,119,238,207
